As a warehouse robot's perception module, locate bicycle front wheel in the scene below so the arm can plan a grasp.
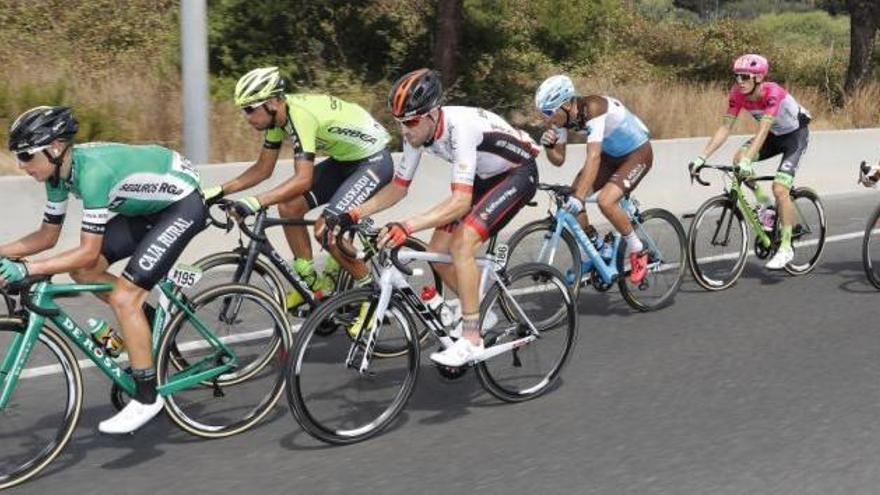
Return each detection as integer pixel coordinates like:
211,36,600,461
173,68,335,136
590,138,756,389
476,263,577,402
617,208,686,311
288,288,420,444
687,195,749,291
863,202,880,289
506,218,582,297
785,187,826,275
157,283,293,438
0,323,83,490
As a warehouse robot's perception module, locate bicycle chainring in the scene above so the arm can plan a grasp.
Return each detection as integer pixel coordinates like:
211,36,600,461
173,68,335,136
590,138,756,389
753,236,774,259
435,364,469,381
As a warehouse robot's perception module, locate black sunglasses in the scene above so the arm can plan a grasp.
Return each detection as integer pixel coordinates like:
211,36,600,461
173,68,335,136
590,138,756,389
16,151,37,163
242,103,265,115
735,73,754,83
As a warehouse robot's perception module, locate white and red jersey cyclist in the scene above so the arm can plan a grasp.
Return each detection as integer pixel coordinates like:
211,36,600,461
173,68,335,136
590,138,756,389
393,105,540,238
344,69,539,368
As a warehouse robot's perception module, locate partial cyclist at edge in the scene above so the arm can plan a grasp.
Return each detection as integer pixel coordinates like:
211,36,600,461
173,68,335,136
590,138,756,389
202,67,394,308
534,74,653,284
689,54,812,270
327,68,540,368
0,106,207,434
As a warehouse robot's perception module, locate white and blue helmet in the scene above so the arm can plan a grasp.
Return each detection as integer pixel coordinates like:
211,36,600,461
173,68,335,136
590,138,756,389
535,75,576,116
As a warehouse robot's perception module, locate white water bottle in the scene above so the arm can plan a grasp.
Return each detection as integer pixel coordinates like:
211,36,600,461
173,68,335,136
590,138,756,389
420,286,454,327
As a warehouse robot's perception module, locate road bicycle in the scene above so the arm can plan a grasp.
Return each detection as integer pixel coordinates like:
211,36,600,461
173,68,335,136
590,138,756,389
687,163,826,290
0,265,292,490
859,161,880,289
194,200,442,356
506,183,686,311
286,222,578,444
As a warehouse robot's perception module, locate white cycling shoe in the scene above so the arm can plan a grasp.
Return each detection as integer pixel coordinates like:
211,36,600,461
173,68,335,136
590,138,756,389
99,396,165,434
430,338,486,368
765,247,794,270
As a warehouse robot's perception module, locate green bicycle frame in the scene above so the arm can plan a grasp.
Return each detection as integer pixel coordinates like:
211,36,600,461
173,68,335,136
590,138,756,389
729,180,773,249
0,278,237,409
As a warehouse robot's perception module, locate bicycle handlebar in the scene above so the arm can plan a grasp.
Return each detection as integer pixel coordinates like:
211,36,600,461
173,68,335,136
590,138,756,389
207,199,235,232
336,221,413,275
8,276,60,317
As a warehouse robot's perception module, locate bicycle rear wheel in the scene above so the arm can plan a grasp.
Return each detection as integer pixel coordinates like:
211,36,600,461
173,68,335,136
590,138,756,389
785,187,826,275
0,324,83,490
476,263,577,402
287,288,420,444
157,284,292,438
687,195,749,291
863,202,880,289
506,219,582,298
617,208,686,311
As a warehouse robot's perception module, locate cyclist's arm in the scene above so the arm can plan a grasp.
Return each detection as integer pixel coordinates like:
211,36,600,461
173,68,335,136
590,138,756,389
219,146,280,195
254,157,314,207
405,190,472,233
572,142,603,200
26,231,103,276
545,127,567,166
700,121,734,159
0,223,62,258
356,182,408,218
742,118,773,161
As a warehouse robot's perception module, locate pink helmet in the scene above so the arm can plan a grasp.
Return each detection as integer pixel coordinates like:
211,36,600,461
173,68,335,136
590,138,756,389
733,54,769,78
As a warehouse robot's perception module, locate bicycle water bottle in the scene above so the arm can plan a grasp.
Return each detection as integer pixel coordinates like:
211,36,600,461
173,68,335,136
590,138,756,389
87,318,125,358
600,232,615,261
757,206,776,232
420,286,454,327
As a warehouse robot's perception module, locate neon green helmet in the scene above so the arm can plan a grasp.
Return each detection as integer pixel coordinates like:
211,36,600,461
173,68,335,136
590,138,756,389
234,67,287,107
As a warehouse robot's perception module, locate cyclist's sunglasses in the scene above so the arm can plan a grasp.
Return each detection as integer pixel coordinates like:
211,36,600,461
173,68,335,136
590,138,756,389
242,102,266,114
396,115,425,128
540,108,557,118
16,146,49,164
735,73,754,83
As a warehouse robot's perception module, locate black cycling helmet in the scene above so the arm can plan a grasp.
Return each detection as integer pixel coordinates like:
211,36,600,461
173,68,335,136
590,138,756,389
388,68,443,119
8,106,79,153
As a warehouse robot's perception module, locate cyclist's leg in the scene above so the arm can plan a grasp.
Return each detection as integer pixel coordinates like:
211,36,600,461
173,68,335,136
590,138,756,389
428,226,457,292
570,168,592,229
101,191,206,432
322,150,394,282
772,125,809,249
431,162,537,366
596,142,652,246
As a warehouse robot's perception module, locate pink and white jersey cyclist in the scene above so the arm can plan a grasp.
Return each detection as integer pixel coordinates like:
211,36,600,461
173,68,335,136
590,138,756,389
691,54,812,271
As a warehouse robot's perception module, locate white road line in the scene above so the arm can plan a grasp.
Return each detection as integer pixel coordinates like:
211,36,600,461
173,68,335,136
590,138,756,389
8,228,871,380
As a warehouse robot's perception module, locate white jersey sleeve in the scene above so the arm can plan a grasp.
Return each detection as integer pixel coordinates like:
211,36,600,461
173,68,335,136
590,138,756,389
393,141,423,187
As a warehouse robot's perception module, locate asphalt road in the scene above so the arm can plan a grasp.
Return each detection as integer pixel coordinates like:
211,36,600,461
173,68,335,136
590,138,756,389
5,191,880,495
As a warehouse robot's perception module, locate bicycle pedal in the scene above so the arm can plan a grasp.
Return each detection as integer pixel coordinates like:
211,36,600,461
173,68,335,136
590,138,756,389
212,381,225,398
511,349,523,368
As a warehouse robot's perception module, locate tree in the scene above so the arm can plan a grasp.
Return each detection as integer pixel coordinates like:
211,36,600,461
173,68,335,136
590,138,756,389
844,0,880,94
433,0,463,87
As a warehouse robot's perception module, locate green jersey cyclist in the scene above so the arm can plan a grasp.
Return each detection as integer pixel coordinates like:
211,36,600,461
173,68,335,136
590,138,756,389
0,106,207,434
203,67,394,307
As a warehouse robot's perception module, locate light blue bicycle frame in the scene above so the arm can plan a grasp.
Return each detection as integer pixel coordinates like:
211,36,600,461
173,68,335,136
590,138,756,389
535,195,665,285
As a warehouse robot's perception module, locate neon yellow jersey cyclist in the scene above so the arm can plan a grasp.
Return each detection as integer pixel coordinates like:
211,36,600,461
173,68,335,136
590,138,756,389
263,94,390,162
206,67,395,308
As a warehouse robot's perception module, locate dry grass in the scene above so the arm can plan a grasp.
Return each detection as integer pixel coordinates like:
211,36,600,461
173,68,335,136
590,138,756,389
1,75,877,172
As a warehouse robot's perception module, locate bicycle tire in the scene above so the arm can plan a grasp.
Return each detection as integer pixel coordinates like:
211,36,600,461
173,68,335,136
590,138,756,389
0,324,83,490
687,195,749,291
617,208,686,311
506,218,583,298
287,287,420,444
784,187,826,276
157,283,293,439
476,263,577,402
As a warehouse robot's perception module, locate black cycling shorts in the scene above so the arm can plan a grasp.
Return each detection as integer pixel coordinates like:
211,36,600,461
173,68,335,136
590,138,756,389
742,116,810,186
441,160,539,241
306,149,394,216
102,191,207,290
